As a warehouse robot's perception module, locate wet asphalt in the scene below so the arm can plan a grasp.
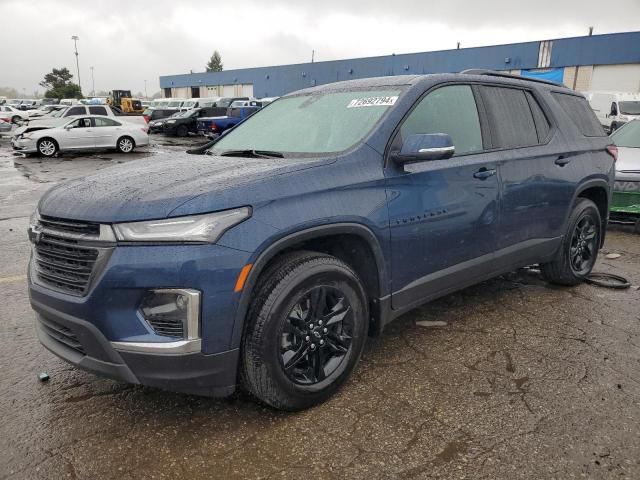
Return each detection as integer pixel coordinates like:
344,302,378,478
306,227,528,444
0,132,639,479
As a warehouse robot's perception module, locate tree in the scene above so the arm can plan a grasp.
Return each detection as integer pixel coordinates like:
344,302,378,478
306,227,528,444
206,51,223,72
39,67,82,99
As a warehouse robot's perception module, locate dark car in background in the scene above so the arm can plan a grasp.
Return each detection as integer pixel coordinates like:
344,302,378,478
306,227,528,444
160,107,221,136
197,100,263,138
143,108,181,124
28,71,613,410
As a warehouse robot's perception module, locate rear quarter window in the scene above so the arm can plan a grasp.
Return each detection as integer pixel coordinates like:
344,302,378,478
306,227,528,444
552,93,606,137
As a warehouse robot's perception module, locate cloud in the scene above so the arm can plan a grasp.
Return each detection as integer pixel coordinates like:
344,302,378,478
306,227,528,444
0,0,638,95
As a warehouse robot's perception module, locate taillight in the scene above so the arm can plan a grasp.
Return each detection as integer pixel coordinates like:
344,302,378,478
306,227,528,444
606,144,618,162
210,122,217,130
144,115,150,123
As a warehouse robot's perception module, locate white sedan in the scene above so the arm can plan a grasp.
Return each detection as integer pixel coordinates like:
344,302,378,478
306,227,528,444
11,115,149,157
0,105,29,124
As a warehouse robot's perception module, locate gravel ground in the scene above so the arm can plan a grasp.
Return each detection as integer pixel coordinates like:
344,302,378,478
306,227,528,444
0,133,639,479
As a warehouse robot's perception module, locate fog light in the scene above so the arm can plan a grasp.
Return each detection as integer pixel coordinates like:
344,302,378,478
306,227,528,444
139,289,200,339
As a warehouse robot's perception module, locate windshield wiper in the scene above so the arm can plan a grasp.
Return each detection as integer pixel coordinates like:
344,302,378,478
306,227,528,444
219,149,284,158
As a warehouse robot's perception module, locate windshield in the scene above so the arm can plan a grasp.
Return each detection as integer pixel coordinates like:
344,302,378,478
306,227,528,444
619,101,640,115
182,101,197,108
217,99,237,108
211,89,402,156
50,108,67,118
168,101,182,107
612,120,640,148
173,109,195,118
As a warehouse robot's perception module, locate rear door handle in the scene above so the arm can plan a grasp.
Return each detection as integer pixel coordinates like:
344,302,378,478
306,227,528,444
555,155,571,166
473,168,497,180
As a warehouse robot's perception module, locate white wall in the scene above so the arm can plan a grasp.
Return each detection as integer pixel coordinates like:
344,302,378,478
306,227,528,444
590,64,640,93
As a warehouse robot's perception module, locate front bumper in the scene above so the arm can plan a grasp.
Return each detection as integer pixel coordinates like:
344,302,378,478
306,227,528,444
612,179,640,215
11,137,36,152
33,298,239,396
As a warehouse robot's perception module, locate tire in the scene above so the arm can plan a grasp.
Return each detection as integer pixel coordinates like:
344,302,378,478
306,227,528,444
176,125,188,137
540,198,601,286
37,138,58,157
241,251,369,410
116,136,135,153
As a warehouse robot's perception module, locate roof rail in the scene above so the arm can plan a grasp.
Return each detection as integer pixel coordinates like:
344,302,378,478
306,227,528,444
460,69,563,87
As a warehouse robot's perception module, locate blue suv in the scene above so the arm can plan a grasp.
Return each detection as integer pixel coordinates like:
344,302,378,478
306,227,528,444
28,71,615,410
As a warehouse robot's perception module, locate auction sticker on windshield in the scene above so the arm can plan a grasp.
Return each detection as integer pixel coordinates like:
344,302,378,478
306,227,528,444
347,96,398,108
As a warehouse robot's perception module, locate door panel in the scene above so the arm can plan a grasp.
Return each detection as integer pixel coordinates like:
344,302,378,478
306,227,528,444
385,84,500,310
57,118,95,149
386,155,500,308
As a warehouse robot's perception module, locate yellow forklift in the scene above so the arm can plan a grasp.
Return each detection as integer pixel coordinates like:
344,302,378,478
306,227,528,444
107,90,144,113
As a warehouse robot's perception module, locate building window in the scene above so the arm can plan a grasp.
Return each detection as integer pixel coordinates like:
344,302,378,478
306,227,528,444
538,40,553,68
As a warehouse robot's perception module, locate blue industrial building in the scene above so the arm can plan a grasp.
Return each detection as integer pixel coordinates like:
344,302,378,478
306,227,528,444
160,31,640,99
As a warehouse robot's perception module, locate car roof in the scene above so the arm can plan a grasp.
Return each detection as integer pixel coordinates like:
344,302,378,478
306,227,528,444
286,72,577,97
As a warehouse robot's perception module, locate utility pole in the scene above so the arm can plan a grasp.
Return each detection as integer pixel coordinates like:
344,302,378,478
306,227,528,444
71,35,81,92
311,50,315,63
90,66,95,96
144,79,148,99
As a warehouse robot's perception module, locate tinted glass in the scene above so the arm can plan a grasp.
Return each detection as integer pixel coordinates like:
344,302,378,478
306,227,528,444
66,106,85,116
525,91,551,142
213,89,402,155
552,93,606,137
481,86,538,148
611,120,640,148
400,85,482,155
89,106,107,115
619,101,640,115
94,117,120,127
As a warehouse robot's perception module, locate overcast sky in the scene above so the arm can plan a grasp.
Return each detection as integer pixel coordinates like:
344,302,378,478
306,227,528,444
1,0,639,96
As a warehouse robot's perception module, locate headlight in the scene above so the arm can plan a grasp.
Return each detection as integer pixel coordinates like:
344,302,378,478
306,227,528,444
166,119,176,124
113,207,251,243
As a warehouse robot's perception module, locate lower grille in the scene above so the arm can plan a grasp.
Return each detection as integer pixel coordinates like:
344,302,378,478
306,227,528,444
39,316,86,355
34,234,99,295
147,318,184,337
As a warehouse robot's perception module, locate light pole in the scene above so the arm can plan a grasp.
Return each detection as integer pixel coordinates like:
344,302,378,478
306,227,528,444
90,66,95,96
144,79,148,99
71,35,81,93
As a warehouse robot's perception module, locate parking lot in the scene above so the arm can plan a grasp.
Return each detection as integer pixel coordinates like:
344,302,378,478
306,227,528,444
0,134,639,479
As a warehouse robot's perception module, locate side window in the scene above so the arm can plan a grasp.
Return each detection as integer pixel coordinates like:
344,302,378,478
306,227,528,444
524,91,551,143
94,117,120,127
69,117,91,128
66,106,85,117
481,86,538,148
399,85,483,156
552,93,606,137
89,106,107,116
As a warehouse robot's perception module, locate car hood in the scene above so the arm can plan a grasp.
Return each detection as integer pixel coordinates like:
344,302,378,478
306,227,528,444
38,152,330,222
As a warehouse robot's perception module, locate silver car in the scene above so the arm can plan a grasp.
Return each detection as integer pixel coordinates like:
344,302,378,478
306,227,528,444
11,115,149,157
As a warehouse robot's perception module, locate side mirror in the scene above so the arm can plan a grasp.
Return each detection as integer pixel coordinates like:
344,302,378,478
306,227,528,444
64,125,73,130
392,133,455,164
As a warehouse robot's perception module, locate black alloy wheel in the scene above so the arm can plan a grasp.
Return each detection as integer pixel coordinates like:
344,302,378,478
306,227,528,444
569,214,598,275
279,286,354,385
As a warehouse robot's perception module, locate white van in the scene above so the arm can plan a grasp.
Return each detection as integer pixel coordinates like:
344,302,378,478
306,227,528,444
587,91,640,133
180,97,222,110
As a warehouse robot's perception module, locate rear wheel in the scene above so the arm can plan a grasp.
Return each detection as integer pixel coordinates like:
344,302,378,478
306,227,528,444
37,138,58,157
241,252,368,410
116,136,135,153
540,198,601,285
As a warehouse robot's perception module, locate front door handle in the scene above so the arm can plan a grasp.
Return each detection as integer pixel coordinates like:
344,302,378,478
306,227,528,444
473,168,497,180
555,155,571,166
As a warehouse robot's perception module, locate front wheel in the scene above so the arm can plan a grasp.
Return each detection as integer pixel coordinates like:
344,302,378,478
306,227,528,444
540,198,601,285
37,138,58,157
241,252,369,410
116,136,135,153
